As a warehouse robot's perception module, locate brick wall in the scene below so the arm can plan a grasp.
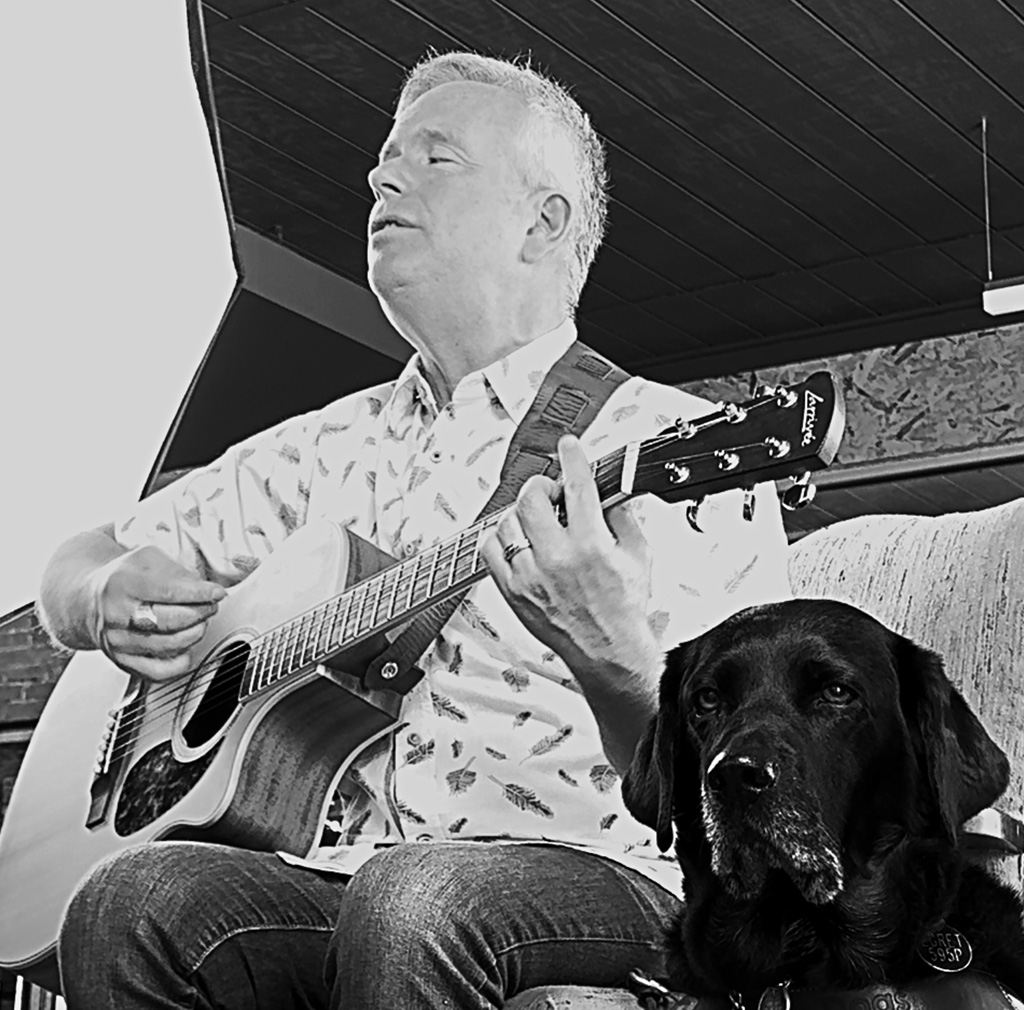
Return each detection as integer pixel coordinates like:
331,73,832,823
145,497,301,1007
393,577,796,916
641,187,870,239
0,608,70,726
0,607,71,825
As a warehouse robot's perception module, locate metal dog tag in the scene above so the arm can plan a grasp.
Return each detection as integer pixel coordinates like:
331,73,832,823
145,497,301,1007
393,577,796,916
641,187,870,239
919,925,973,972
757,981,791,1010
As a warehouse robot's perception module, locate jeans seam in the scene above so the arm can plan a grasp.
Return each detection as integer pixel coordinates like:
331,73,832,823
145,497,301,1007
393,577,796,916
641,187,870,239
186,922,336,977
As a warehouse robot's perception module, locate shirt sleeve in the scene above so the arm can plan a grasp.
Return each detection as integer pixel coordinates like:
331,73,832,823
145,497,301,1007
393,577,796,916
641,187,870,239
112,388,384,586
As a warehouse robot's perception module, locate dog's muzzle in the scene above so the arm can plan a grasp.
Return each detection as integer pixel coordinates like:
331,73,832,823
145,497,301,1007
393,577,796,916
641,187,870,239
702,747,844,904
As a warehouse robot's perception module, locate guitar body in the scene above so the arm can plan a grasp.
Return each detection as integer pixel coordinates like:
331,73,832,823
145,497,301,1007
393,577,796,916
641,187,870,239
0,520,404,991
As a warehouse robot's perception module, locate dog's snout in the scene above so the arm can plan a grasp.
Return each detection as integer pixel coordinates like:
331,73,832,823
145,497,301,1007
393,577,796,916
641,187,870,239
707,750,778,799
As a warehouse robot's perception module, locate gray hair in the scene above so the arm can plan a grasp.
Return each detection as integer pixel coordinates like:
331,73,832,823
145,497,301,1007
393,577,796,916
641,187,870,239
397,51,609,310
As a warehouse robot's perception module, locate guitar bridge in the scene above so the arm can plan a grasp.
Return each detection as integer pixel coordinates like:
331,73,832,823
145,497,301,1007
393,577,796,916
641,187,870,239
86,686,141,828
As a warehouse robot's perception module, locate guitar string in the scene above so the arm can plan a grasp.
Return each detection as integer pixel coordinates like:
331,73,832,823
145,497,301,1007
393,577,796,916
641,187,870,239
101,422,793,760
101,435,785,760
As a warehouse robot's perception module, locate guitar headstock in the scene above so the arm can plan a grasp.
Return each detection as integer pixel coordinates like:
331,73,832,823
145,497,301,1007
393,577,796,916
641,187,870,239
628,372,845,506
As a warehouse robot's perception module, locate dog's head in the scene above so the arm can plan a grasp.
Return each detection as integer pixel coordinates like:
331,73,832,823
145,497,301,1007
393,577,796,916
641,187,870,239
623,600,1008,906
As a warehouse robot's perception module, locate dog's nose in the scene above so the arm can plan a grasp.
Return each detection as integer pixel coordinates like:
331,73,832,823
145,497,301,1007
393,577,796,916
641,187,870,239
706,750,778,799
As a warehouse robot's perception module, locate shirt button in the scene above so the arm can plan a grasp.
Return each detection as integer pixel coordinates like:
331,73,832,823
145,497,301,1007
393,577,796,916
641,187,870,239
403,543,416,558
416,833,434,842
430,450,444,463
407,733,422,747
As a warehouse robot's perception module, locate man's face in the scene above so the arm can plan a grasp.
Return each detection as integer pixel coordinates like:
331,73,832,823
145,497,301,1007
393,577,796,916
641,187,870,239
366,81,538,308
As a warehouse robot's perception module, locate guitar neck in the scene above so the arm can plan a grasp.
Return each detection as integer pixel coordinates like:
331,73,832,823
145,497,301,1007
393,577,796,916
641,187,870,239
240,444,632,699
239,372,845,700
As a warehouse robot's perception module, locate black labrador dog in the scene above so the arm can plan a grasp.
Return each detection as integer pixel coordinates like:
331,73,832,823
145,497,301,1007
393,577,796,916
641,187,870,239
623,599,1024,1003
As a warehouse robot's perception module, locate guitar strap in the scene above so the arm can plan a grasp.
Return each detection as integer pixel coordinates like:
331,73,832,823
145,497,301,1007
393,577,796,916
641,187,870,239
363,340,631,695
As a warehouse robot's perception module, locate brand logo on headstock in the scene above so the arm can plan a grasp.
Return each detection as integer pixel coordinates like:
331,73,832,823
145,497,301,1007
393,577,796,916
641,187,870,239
801,390,825,446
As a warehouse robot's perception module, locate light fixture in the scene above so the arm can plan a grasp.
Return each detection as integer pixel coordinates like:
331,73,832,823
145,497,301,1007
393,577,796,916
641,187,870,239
983,276,1024,316
980,116,1024,316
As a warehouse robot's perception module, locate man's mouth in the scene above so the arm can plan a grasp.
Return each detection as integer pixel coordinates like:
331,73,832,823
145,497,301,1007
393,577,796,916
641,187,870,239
370,214,413,235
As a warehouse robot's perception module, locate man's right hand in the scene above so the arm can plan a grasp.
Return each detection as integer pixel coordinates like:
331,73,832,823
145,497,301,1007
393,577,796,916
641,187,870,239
89,545,226,682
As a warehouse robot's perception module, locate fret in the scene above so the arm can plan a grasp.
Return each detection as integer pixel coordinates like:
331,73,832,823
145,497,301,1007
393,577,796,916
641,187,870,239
269,625,287,689
445,534,460,589
403,554,420,614
411,550,434,607
244,638,262,697
453,528,479,584
373,565,402,627
385,561,403,621
325,594,344,656
336,591,355,648
343,584,364,644
363,572,386,631
247,635,264,695
300,607,317,669
351,584,372,639
358,580,380,636
285,616,302,677
425,544,443,601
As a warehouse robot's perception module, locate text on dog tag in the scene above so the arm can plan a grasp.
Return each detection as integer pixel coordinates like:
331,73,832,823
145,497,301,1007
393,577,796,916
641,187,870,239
919,925,973,972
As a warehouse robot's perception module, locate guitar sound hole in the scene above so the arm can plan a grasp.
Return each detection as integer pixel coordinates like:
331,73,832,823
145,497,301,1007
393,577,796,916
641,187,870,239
182,641,250,748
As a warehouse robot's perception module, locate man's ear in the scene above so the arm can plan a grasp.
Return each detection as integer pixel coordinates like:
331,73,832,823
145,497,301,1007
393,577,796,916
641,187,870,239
521,192,571,264
894,634,1009,842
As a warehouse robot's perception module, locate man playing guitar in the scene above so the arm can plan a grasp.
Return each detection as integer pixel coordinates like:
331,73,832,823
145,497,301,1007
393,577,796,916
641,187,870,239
38,51,791,1009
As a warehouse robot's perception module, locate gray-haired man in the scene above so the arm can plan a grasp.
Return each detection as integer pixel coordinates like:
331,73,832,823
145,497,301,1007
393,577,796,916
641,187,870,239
45,51,789,1008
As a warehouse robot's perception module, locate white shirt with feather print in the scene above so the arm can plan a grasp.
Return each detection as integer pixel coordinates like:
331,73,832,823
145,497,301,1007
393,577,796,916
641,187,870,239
114,318,792,895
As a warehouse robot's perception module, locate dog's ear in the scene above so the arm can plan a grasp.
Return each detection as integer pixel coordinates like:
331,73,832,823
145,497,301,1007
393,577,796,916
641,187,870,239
622,641,694,852
623,708,676,852
894,634,1009,842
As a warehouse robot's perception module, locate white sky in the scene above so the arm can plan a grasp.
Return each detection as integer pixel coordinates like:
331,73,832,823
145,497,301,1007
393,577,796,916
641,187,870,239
1,3,235,617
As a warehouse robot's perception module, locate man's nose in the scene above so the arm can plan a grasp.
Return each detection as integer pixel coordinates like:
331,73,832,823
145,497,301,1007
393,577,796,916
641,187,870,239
706,749,779,802
367,158,406,199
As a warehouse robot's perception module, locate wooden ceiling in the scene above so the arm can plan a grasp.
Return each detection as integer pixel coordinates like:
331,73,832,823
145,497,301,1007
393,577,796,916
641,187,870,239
198,0,1024,381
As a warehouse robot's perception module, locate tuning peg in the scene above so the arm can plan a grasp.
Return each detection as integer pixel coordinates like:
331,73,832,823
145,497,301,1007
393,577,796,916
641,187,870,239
755,383,798,408
686,499,704,533
721,402,748,424
664,462,691,485
781,472,817,511
743,488,756,522
714,450,740,471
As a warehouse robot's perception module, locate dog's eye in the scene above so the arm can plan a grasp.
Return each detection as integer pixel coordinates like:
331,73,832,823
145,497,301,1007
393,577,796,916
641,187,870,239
820,682,857,706
691,688,721,715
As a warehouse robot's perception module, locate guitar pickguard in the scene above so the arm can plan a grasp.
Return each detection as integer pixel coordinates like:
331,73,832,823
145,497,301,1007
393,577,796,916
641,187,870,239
114,741,220,836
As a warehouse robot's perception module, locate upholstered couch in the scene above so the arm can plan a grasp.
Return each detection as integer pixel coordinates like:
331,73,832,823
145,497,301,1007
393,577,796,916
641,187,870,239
507,497,1024,1010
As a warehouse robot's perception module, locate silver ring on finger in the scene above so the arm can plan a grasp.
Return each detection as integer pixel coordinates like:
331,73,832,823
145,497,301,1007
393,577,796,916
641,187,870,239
502,540,531,565
130,602,159,633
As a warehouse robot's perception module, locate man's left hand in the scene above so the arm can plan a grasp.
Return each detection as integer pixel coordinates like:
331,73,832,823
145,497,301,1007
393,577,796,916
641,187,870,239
481,434,663,683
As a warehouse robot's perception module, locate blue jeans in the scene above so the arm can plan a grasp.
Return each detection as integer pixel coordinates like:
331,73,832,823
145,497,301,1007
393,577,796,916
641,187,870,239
58,840,681,1008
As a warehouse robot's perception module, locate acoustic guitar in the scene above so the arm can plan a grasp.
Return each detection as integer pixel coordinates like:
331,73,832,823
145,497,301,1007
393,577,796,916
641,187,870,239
0,373,844,991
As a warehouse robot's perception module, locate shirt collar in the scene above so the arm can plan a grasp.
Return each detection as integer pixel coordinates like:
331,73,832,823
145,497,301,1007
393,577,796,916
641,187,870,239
480,318,577,426
386,318,578,427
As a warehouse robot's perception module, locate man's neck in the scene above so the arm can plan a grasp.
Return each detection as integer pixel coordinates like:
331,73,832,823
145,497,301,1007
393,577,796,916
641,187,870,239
389,296,567,406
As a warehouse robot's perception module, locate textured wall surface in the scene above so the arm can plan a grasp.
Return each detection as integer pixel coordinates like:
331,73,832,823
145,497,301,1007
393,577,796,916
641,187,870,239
678,321,1024,468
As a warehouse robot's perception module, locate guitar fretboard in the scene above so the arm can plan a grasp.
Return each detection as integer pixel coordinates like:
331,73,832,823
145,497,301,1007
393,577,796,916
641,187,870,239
240,446,631,698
